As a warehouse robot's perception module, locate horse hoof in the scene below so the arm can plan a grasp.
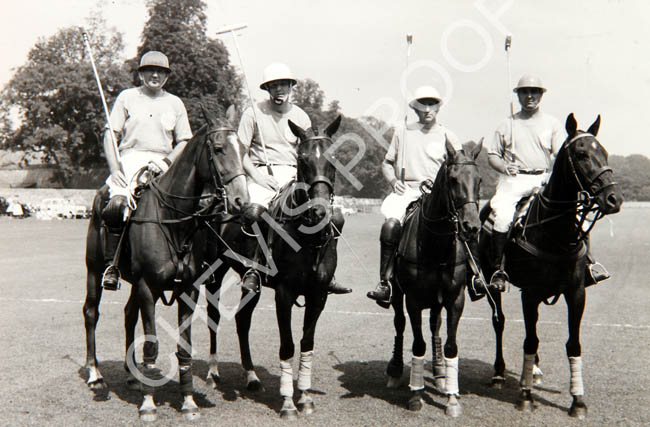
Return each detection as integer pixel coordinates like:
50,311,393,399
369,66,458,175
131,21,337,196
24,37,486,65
408,394,423,411
139,408,157,422
569,401,588,420
490,377,505,389
280,408,298,420
517,398,535,412
208,373,220,389
247,379,263,392
88,378,107,391
297,400,314,415
386,375,401,389
182,407,201,421
446,402,462,418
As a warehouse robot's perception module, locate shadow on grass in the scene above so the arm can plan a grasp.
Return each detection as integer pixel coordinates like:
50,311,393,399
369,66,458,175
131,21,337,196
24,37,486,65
78,360,283,415
333,357,568,413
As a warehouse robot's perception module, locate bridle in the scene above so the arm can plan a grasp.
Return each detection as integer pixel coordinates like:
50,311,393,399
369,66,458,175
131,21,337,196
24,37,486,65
420,160,480,241
147,126,243,221
531,132,616,241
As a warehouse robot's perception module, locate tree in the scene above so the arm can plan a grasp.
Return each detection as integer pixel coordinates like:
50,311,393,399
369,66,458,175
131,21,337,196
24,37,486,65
291,78,392,198
134,0,243,130
0,18,130,185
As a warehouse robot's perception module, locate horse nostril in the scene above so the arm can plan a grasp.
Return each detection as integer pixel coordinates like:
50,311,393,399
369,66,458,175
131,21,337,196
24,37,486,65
606,193,618,209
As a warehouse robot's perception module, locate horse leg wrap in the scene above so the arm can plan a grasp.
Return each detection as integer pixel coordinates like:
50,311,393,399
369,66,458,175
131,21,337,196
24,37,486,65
569,356,584,396
297,351,313,391
409,355,425,391
520,353,536,390
280,359,294,398
444,356,459,396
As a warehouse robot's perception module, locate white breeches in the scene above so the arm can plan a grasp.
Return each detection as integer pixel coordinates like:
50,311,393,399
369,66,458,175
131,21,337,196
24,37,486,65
490,173,548,232
106,150,167,199
248,165,297,207
380,187,421,222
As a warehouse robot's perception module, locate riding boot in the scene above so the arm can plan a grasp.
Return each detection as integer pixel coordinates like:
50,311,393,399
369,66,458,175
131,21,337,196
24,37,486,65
328,276,352,294
102,227,124,291
326,212,352,294
241,243,263,294
488,231,509,292
239,203,267,294
100,195,128,291
367,218,402,308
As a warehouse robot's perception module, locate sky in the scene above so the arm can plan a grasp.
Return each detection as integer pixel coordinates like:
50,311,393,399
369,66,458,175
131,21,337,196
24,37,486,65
1,0,649,157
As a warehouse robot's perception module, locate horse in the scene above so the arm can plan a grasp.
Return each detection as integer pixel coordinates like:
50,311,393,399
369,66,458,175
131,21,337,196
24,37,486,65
234,115,341,419
477,113,623,419
83,105,249,422
383,139,483,417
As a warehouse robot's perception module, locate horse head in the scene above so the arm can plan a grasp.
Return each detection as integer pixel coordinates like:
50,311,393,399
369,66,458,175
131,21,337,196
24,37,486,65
557,113,623,215
288,115,342,226
443,137,483,241
199,104,249,214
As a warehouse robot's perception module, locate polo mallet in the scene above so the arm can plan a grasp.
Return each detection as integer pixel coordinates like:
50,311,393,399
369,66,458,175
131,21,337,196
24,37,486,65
400,33,413,184
504,34,516,163
215,23,273,176
82,31,123,176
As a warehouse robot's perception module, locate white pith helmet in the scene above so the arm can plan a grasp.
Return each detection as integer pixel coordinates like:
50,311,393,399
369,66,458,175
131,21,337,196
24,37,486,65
260,63,297,90
513,74,547,93
409,86,443,109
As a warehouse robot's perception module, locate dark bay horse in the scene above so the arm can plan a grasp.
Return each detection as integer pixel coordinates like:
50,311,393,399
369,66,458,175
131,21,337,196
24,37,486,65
477,114,623,419
83,106,248,421
249,115,342,419
384,140,483,417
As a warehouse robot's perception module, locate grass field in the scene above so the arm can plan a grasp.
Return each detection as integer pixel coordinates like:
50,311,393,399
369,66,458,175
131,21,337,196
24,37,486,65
0,207,648,426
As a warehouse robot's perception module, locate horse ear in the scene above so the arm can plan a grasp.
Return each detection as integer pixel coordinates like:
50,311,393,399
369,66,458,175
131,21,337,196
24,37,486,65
445,135,457,159
471,137,484,160
225,104,237,127
587,115,601,136
565,113,577,138
288,119,307,141
325,115,342,137
200,103,217,127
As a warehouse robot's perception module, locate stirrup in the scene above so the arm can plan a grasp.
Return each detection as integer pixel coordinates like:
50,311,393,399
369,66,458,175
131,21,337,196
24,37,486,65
101,265,121,291
240,269,261,293
367,281,392,308
488,270,509,292
586,262,610,287
468,274,487,301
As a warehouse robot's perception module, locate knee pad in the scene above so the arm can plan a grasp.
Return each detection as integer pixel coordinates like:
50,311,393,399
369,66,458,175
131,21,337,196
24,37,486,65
102,196,127,228
380,218,402,245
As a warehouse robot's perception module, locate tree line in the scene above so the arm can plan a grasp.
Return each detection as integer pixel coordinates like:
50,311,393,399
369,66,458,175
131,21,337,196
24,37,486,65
1,0,648,201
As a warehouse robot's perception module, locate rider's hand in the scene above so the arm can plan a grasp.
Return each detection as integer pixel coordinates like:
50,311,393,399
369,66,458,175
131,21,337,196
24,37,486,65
393,180,408,195
503,162,519,176
147,158,170,176
110,169,128,187
255,173,279,191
